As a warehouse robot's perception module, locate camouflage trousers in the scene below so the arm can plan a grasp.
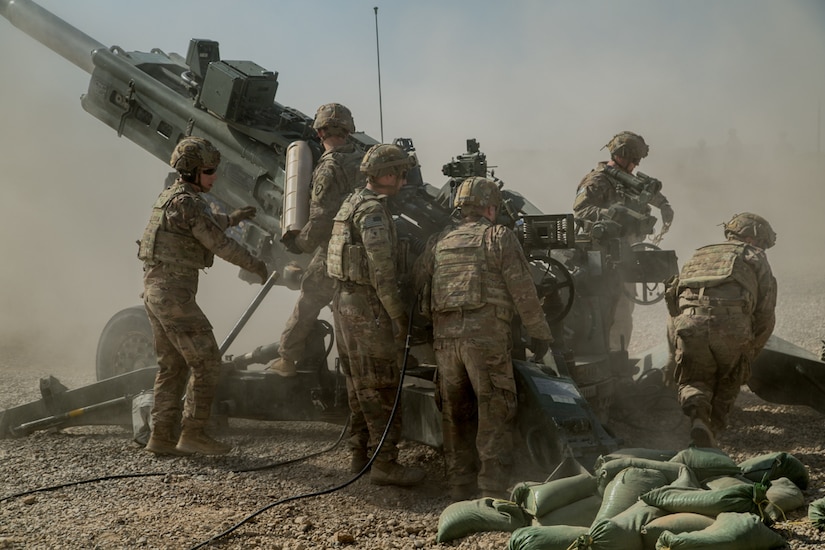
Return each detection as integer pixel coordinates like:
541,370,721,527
332,284,401,462
279,248,335,362
670,310,753,433
434,336,517,494
143,282,221,431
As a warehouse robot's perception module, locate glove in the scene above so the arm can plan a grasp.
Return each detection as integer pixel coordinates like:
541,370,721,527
250,259,269,284
530,338,552,362
281,230,304,255
659,203,674,226
229,206,257,226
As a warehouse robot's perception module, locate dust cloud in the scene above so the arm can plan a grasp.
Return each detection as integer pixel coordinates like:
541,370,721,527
1,1,824,380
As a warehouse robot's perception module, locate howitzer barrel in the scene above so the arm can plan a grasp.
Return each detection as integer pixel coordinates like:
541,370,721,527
0,0,103,74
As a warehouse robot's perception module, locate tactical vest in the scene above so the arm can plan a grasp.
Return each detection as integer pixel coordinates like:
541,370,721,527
137,183,215,270
678,241,758,300
327,191,378,285
324,147,365,196
431,221,514,321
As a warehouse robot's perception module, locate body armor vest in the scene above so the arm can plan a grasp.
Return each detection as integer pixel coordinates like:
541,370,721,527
327,192,376,284
431,222,513,318
679,241,758,300
138,183,214,270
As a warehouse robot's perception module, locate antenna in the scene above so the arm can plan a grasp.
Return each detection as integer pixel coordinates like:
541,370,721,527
373,6,384,142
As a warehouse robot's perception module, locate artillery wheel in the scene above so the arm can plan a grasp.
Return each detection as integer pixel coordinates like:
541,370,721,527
95,306,156,381
537,257,576,325
624,242,667,305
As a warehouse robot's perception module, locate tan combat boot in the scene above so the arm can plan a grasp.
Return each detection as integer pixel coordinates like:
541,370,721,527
351,448,371,474
267,357,297,377
176,427,232,455
145,424,191,457
690,417,717,448
370,460,426,487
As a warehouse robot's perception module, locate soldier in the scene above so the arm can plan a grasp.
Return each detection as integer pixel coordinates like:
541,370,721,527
327,143,425,486
416,176,553,501
666,213,777,447
573,131,674,353
139,136,269,456
270,103,365,376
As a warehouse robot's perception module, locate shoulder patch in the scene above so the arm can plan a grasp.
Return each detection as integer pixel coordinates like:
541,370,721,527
364,214,384,229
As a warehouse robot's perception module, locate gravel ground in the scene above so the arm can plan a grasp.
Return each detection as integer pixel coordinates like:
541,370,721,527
1,271,824,549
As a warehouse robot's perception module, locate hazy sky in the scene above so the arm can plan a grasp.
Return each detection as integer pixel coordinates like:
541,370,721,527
1,0,824,369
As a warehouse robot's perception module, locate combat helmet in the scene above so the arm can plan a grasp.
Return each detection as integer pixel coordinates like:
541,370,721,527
169,136,220,176
360,144,416,179
313,103,356,134
724,212,776,249
604,131,649,163
454,176,502,209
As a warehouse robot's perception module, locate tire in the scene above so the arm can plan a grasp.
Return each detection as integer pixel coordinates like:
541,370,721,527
95,306,156,381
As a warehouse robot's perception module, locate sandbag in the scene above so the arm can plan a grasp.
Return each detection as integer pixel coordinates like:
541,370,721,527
739,451,809,490
508,525,589,550
655,512,788,549
437,497,529,543
668,447,740,482
511,473,598,518
765,477,805,523
808,495,825,529
594,448,678,469
593,467,669,523
701,474,753,491
596,457,685,494
641,483,768,516
534,495,602,527
641,513,715,550
575,501,664,550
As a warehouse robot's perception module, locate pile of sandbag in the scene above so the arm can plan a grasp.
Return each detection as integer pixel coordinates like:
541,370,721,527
436,448,809,549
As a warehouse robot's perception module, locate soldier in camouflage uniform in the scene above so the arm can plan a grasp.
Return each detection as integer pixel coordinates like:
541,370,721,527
270,103,365,376
417,177,553,501
327,143,425,486
574,131,674,353
666,213,777,447
139,136,269,456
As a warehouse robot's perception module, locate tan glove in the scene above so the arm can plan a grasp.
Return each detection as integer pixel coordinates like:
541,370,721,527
250,259,269,284
229,206,257,226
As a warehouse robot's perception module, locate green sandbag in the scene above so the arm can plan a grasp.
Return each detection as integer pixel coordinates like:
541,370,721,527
808,495,825,529
594,448,678,470
655,512,788,549
575,502,664,550
593,467,669,522
511,473,598,518
508,525,589,550
702,474,753,491
765,477,805,523
668,447,740,482
535,495,602,527
596,458,685,494
641,483,768,516
739,451,809,490
437,497,529,543
641,513,715,550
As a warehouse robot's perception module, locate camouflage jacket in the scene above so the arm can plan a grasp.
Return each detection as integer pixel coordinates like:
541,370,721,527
139,180,261,286
295,142,364,253
677,240,777,352
417,217,552,342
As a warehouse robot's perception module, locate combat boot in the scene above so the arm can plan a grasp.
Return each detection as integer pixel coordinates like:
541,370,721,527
449,483,478,502
176,427,232,455
690,418,717,448
370,460,426,487
146,424,191,457
351,448,371,474
267,357,297,377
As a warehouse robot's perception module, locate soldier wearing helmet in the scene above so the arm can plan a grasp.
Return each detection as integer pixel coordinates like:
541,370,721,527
665,212,777,447
138,136,269,456
270,103,365,376
326,143,425,487
414,176,553,501
573,131,675,355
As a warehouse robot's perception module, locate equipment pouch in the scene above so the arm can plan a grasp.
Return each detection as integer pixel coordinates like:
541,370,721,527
345,244,367,284
664,275,680,317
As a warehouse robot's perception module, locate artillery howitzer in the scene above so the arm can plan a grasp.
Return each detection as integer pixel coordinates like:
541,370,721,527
2,0,822,477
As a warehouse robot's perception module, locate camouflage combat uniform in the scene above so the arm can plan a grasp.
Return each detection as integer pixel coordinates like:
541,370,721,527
139,180,263,436
668,240,776,435
327,186,406,464
418,218,553,497
278,143,364,362
574,162,672,351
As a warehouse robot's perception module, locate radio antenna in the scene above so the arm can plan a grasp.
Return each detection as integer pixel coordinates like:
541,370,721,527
373,6,384,142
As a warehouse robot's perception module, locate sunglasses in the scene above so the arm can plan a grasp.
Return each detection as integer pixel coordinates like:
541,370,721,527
202,167,217,175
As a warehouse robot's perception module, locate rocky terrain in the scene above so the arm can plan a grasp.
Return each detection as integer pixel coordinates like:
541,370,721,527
0,271,824,549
